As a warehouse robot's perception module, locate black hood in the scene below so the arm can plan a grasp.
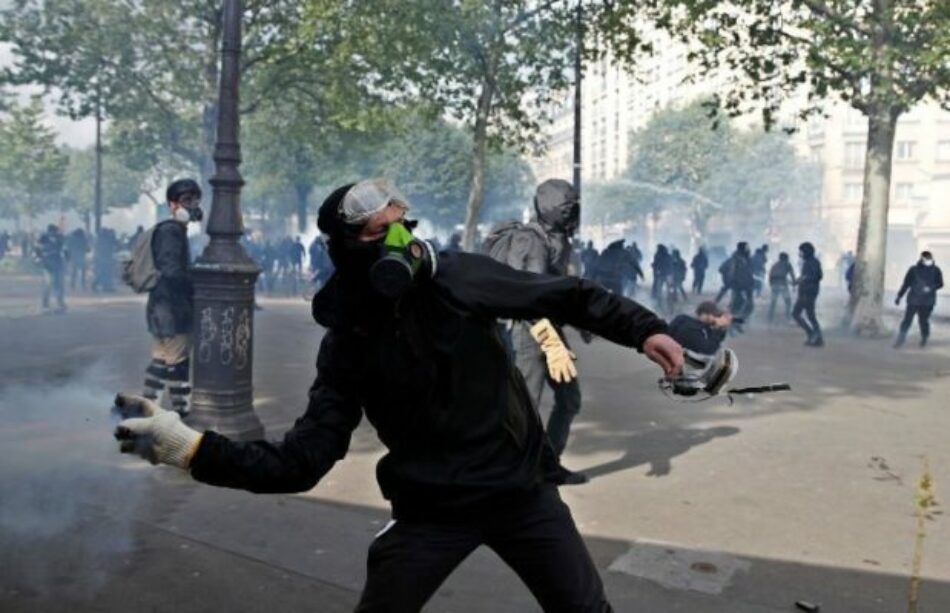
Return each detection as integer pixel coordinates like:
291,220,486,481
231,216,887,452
534,179,579,235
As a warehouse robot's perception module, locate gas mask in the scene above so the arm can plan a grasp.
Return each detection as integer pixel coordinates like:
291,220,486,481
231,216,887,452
173,205,203,223
369,221,437,298
534,179,580,236
659,347,790,402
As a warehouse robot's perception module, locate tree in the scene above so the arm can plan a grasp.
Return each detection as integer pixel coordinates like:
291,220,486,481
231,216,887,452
0,97,69,224
62,146,145,230
310,0,575,249
626,100,734,241
594,0,950,334
0,0,140,233
702,130,821,241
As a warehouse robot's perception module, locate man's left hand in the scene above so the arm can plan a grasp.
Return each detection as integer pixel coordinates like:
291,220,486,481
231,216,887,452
643,333,684,377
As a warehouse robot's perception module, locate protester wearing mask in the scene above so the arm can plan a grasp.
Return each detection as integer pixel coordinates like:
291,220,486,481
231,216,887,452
113,177,683,612
482,179,590,485
793,241,824,347
895,251,944,348
141,178,203,415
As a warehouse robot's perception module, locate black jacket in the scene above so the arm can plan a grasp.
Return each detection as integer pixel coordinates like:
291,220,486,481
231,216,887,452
190,252,667,520
668,315,726,355
897,263,943,307
146,220,193,337
797,256,823,299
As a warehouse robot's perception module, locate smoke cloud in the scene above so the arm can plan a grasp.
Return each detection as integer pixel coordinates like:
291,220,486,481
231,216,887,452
0,362,150,598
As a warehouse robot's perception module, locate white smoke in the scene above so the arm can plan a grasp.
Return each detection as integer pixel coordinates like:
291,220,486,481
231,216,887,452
0,362,149,597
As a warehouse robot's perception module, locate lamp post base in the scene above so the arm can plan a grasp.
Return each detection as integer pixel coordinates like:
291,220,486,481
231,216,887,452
186,254,264,441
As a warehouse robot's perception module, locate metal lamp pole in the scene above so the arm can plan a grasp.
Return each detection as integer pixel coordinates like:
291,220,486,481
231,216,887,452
187,0,264,441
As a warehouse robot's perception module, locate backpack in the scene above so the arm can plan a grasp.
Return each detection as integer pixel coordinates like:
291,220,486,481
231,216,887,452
481,221,548,271
121,226,159,293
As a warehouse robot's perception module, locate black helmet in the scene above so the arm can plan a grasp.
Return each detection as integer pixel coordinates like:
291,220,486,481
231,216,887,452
799,241,815,257
166,178,202,203
534,179,579,234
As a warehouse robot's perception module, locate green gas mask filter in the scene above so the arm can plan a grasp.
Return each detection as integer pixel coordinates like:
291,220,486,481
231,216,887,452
369,222,438,298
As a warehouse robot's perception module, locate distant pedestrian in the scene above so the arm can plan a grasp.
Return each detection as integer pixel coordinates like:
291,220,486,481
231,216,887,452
767,252,795,322
580,241,599,279
691,247,708,294
92,228,118,292
651,244,672,302
793,241,824,347
65,228,90,291
0,231,10,260
446,232,463,252
34,224,67,313
728,242,755,321
671,249,688,301
894,251,943,348
752,245,768,297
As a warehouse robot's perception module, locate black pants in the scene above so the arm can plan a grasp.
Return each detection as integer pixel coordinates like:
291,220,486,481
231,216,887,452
692,272,705,294
730,288,754,319
793,294,821,339
356,486,612,612
899,304,934,341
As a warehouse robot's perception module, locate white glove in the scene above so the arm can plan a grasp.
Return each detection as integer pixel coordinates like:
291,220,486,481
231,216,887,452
530,318,578,383
113,393,203,469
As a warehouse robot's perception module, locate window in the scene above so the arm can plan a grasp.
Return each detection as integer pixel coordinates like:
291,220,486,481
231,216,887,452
844,183,863,202
896,141,916,160
937,141,950,161
844,142,865,169
895,183,914,202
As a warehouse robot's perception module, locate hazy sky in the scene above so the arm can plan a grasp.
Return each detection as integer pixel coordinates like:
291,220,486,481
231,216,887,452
1,43,97,149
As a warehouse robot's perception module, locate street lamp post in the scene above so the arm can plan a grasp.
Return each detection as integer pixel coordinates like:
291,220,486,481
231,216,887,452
186,0,264,441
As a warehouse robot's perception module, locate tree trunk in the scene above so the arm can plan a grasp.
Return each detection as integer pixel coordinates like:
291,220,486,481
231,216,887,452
461,80,494,251
848,106,899,335
94,96,103,234
294,183,312,234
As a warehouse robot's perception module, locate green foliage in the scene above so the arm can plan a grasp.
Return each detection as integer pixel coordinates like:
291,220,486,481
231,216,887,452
612,99,818,236
61,147,145,218
375,117,534,229
591,0,949,124
0,97,69,219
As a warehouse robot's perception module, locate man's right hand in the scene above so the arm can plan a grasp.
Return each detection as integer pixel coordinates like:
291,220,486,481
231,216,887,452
113,393,203,469
643,333,684,377
894,297,901,306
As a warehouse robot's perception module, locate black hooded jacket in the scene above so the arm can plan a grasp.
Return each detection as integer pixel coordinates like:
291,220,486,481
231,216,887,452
897,262,944,307
190,251,667,520
146,219,194,337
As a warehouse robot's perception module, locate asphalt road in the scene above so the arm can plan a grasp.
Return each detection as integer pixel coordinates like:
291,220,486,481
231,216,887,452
1,277,949,612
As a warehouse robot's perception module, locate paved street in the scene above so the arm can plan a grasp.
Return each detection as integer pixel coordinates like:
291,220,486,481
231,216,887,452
1,275,949,612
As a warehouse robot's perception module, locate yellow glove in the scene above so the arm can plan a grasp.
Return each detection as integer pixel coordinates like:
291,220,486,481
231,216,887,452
530,319,578,383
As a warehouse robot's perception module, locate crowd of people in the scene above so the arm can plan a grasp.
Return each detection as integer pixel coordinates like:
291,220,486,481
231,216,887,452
0,224,143,313
573,237,943,349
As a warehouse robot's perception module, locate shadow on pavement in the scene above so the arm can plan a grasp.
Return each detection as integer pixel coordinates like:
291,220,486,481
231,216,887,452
580,426,740,480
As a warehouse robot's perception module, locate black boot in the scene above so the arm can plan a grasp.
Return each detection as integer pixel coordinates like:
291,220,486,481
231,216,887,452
893,333,906,349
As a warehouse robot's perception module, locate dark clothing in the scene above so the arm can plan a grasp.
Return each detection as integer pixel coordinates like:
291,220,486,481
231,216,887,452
595,242,642,295
35,230,66,271
581,247,599,279
897,263,943,307
190,251,667,520
797,256,823,299
36,230,67,310
793,294,821,340
794,255,823,341
669,314,727,355
146,220,193,337
691,252,708,294
355,484,609,612
730,253,754,291
898,304,934,344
